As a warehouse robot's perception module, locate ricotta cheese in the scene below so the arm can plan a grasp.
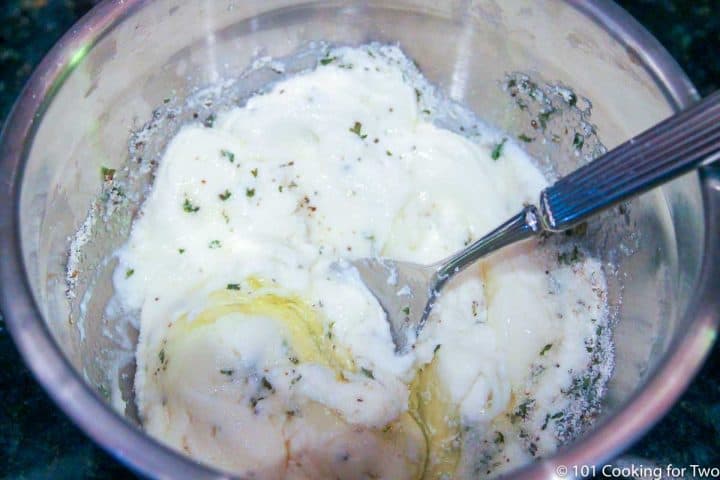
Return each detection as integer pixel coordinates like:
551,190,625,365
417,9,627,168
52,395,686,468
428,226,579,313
113,45,609,479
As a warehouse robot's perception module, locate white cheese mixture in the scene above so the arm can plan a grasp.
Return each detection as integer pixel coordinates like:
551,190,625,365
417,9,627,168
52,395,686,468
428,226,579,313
113,45,609,479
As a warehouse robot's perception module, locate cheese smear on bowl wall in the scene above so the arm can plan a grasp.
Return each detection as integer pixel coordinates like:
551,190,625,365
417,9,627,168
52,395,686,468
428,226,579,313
113,45,610,479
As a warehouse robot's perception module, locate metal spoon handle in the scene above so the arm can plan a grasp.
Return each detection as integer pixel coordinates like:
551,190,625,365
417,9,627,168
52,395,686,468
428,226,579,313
435,91,720,280
540,91,720,231
435,206,541,281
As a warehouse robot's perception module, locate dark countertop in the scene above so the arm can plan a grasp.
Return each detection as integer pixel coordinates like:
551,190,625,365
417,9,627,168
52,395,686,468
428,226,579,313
0,1,717,478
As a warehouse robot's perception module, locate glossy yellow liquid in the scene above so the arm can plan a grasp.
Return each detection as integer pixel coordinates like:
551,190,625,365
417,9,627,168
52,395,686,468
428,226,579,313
167,279,460,479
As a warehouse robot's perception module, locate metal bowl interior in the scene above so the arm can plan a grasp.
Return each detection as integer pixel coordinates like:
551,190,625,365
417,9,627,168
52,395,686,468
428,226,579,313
1,0,719,478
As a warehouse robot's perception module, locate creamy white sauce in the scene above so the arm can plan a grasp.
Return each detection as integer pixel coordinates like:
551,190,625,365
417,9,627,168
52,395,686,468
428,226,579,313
113,45,609,479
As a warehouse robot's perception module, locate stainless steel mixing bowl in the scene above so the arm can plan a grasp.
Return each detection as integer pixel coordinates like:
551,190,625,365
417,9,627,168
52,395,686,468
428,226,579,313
1,0,719,478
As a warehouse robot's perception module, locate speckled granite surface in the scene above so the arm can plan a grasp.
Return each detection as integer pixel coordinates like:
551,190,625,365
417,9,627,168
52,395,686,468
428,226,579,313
0,1,717,478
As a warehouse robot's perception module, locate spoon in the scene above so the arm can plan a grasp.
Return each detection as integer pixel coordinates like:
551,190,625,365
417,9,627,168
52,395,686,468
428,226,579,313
352,91,720,353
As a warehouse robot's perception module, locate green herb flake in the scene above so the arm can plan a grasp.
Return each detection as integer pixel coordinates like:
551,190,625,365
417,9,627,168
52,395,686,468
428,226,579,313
491,138,508,160
422,109,431,114
178,248,186,254
541,413,551,430
208,239,222,249
288,356,299,365
100,166,116,182
261,376,274,391
219,189,232,201
573,132,585,150
250,168,258,178
320,56,337,66
107,186,126,200
540,343,553,356
537,108,557,130
401,306,410,316
182,198,200,213
349,121,367,139
518,134,534,143
226,283,241,290
514,398,534,420
526,81,541,99
246,188,256,198
219,369,234,376
125,268,135,278
433,344,442,354
220,149,235,163
494,431,505,444
558,245,584,265
360,367,375,379
568,93,578,107
96,384,110,399
386,150,393,157
203,113,216,128
529,442,538,457
158,349,166,364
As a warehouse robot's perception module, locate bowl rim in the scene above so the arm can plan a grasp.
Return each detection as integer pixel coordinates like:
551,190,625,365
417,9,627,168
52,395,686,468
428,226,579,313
0,1,717,479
